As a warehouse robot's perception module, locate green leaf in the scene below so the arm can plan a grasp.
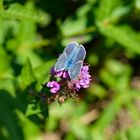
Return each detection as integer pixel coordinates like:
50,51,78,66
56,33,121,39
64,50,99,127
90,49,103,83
17,21,36,44
70,120,90,140
0,0,3,11
1,3,50,24
34,60,55,79
109,6,130,23
61,3,95,44
97,23,140,54
100,59,131,90
126,124,140,140
92,96,122,131
61,17,87,37
0,20,4,45
0,90,24,140
34,60,55,90
16,49,43,67
0,78,15,97
0,47,13,78
88,84,107,99
61,4,90,36
16,110,40,140
96,0,122,21
25,104,41,116
18,59,36,90
135,0,140,9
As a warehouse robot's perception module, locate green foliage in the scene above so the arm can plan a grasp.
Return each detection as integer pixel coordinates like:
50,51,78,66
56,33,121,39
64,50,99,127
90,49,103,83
0,0,140,140
98,23,140,54
0,90,24,140
18,59,36,90
0,2,50,24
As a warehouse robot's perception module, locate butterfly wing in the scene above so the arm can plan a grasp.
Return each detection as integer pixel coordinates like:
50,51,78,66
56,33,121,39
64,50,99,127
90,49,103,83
54,42,86,77
68,61,83,80
54,52,67,72
73,45,86,64
64,42,79,58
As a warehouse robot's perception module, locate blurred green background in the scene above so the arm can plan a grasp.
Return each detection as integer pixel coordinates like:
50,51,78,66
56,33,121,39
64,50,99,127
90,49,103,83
0,0,140,140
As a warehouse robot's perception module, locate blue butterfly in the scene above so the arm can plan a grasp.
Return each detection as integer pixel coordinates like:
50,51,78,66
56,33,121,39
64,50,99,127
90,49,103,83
54,42,86,80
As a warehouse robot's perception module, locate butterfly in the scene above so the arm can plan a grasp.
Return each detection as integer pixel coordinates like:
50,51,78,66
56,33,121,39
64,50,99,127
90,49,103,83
54,42,86,80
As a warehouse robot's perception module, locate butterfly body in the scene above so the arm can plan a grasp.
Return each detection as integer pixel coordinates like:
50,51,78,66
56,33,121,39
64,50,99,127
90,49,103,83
54,42,86,80
65,46,80,69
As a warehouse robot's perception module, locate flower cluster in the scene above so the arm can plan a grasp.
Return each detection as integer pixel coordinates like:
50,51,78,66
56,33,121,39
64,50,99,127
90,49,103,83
46,64,91,102
47,81,60,94
69,65,91,90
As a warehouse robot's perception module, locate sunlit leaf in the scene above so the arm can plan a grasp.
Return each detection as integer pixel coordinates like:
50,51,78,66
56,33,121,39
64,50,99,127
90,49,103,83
97,23,140,54
1,2,50,24
18,59,36,90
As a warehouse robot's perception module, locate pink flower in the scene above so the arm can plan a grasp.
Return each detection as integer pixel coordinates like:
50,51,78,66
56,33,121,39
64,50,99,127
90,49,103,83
47,81,60,93
47,65,91,94
51,67,68,78
71,65,91,90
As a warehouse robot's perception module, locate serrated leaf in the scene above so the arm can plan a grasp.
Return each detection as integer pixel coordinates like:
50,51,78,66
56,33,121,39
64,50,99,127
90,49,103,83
34,60,55,90
19,59,36,90
34,60,55,79
0,78,15,97
0,47,13,77
1,3,50,24
16,49,43,67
